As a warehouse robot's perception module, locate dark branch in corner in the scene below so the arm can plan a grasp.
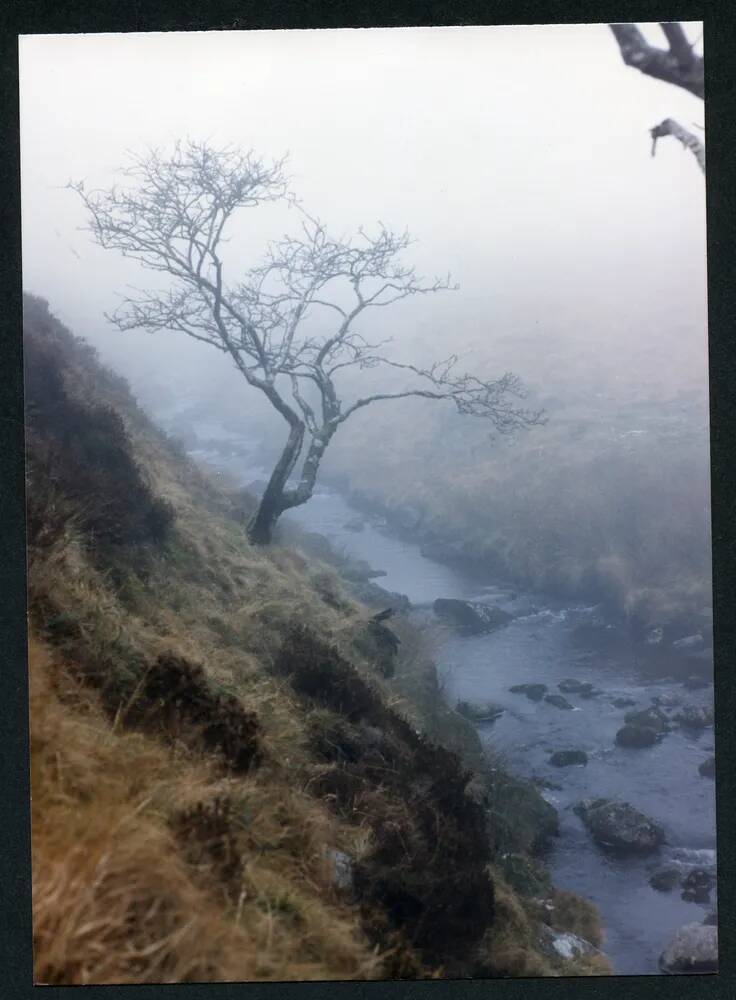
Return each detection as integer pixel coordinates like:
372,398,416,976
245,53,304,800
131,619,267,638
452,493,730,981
659,22,696,71
609,23,704,100
650,118,705,173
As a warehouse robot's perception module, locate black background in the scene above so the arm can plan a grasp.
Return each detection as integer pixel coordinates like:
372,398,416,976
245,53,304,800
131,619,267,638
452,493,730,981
1,2,733,999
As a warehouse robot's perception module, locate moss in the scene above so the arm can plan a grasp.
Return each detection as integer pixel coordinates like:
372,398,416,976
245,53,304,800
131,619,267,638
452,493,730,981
476,874,555,978
24,294,608,982
24,321,175,558
499,853,552,898
545,889,605,949
486,770,559,856
277,626,495,966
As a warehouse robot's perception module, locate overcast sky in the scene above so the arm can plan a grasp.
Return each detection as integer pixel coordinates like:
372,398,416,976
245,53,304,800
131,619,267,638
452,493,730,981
19,23,707,402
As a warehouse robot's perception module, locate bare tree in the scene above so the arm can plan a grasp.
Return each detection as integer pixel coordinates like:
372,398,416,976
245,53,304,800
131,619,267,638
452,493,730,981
72,142,542,544
609,22,705,174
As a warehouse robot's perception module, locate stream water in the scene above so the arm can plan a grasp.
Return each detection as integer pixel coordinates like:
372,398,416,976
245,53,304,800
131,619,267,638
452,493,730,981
181,424,717,976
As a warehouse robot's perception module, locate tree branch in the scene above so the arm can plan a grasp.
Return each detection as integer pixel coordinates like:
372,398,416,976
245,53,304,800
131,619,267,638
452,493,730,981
650,117,706,172
609,22,704,99
338,358,545,431
659,22,696,70
74,141,544,544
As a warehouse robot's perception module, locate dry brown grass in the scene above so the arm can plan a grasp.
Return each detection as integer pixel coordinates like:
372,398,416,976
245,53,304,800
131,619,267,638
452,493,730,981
478,873,555,978
24,308,609,982
478,871,612,978
546,889,604,949
29,637,381,984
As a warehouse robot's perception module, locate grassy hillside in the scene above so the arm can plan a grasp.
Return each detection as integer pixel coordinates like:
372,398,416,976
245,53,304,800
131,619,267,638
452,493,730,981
321,361,711,636
24,294,609,983
138,305,712,638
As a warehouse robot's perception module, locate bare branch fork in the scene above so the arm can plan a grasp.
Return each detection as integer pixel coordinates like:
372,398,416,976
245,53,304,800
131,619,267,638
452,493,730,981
72,141,543,544
609,22,703,99
609,22,705,176
650,118,705,173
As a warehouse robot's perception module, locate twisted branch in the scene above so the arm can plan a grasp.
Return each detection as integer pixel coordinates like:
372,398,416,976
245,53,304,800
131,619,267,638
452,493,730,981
650,118,705,172
609,22,704,99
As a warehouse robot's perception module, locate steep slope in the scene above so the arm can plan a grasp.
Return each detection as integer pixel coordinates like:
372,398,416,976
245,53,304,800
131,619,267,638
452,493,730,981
23,293,609,983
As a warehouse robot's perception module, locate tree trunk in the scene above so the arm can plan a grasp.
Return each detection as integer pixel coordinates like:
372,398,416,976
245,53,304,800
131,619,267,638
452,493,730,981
247,422,337,544
247,487,284,545
247,418,304,545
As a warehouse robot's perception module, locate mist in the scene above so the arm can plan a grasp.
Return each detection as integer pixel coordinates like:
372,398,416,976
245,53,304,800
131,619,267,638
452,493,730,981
20,23,706,383
20,22,710,621
20,22,718,980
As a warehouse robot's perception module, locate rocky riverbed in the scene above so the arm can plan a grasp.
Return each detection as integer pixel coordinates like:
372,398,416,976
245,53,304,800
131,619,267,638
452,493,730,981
282,486,717,976
167,418,717,976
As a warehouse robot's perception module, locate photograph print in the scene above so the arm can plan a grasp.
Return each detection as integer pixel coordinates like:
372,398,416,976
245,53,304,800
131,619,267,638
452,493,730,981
20,20,715,983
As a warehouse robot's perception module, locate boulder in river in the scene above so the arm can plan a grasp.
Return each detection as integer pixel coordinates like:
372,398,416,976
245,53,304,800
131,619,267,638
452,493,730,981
698,756,716,779
579,686,602,699
433,598,513,634
659,922,718,974
615,724,659,748
456,700,505,723
651,692,683,709
611,697,637,709
341,558,387,582
510,683,547,702
624,706,669,734
574,798,665,854
558,679,594,695
649,867,681,892
549,749,588,767
674,705,714,730
545,694,574,710
681,867,716,904
347,579,411,613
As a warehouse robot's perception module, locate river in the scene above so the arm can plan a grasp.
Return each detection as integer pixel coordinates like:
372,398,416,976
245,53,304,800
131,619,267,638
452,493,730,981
182,424,717,975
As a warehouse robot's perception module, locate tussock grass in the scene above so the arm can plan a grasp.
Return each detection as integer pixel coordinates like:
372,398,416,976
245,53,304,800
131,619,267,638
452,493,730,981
478,872,555,977
478,872,611,978
29,637,380,984
325,384,712,632
545,889,604,949
24,295,610,982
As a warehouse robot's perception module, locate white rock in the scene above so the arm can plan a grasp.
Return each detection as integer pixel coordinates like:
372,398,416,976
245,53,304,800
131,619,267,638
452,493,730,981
659,922,718,974
326,848,353,891
537,924,601,962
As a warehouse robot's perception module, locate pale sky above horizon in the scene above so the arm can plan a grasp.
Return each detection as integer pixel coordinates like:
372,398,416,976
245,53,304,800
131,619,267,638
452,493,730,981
19,22,707,400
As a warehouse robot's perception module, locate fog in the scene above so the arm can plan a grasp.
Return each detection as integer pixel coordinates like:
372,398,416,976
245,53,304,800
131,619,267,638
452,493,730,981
20,26,717,977
20,23,706,384
20,22,710,625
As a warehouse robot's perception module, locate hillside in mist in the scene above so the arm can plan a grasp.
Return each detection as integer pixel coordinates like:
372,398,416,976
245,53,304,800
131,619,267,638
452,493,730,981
20,22,713,983
136,289,711,638
20,24,709,635
25,294,613,983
